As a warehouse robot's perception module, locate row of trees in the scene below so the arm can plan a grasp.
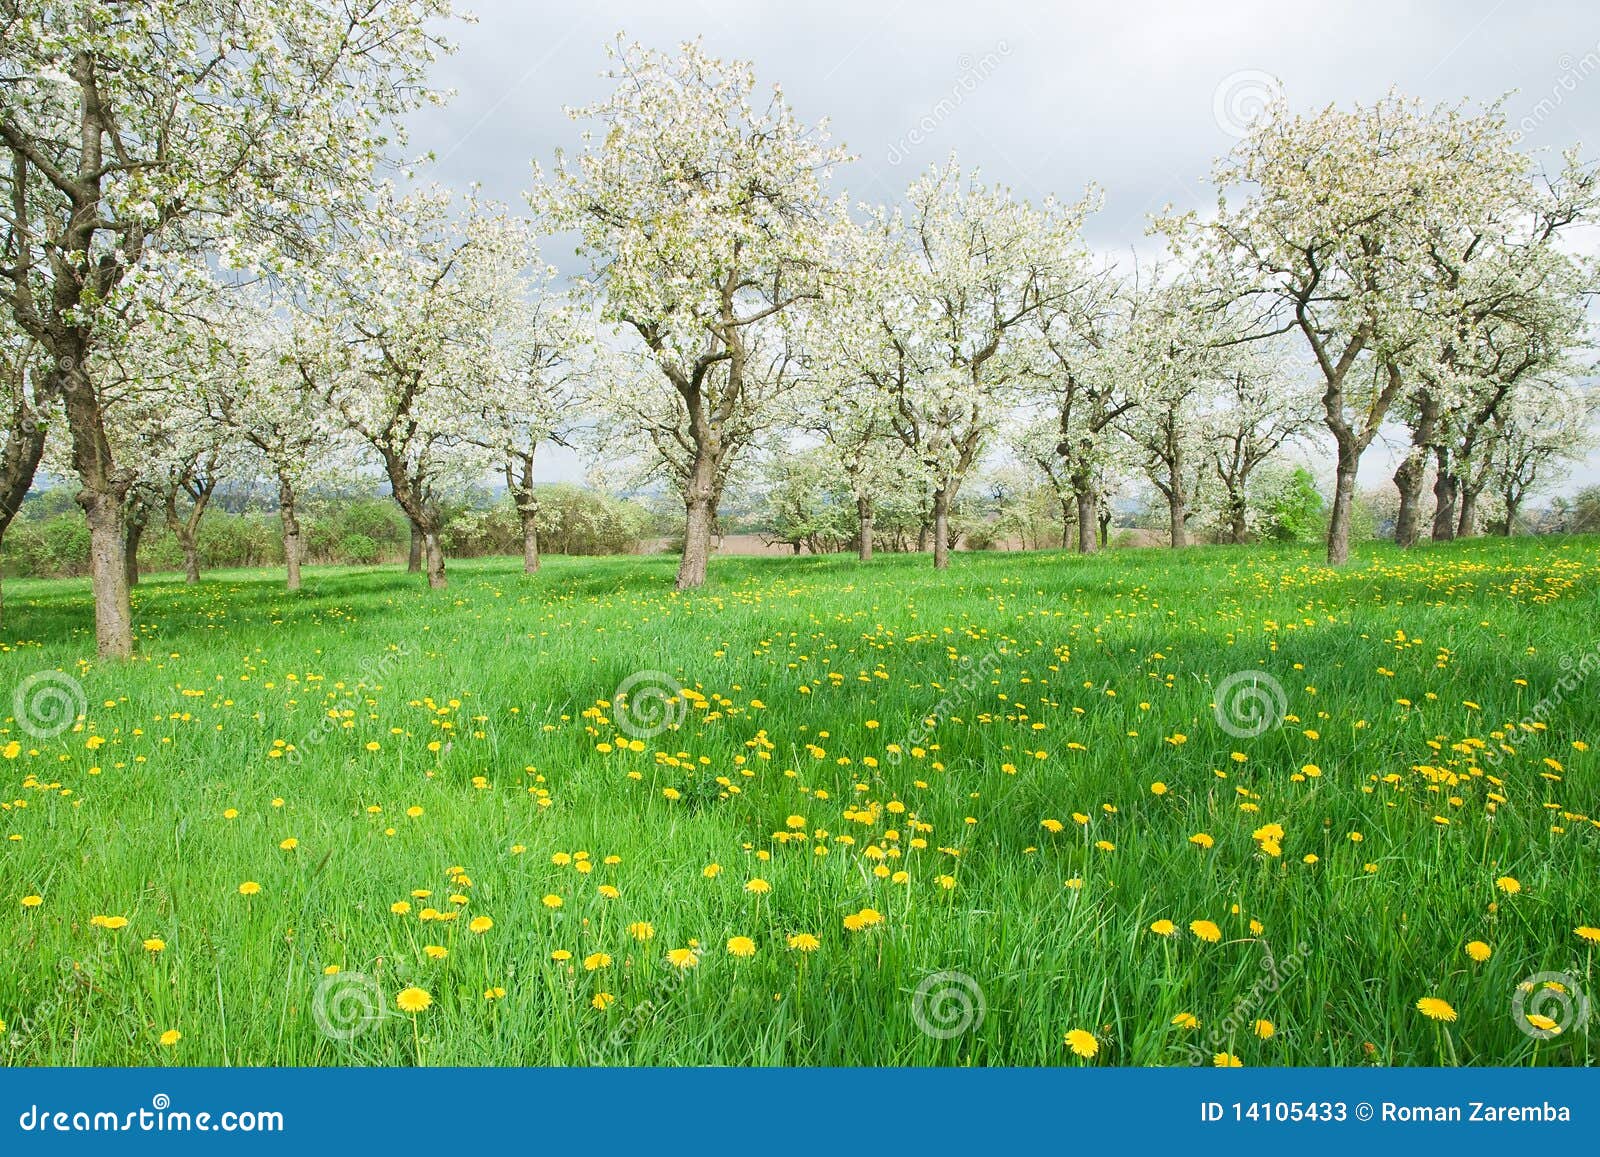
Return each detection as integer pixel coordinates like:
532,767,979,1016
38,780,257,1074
2,11,1596,658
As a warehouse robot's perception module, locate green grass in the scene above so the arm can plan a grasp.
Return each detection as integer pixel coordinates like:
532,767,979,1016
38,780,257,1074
2,537,1599,1066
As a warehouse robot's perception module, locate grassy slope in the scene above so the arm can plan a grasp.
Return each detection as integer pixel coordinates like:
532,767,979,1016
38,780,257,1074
2,537,1598,1066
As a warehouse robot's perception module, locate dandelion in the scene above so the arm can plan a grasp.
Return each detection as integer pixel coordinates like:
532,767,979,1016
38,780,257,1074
727,936,757,957
591,992,616,1010
279,838,298,851
1213,1053,1242,1067
1495,876,1521,895
1189,919,1222,943
93,915,128,930
744,878,771,894
542,894,563,909
584,952,612,971
395,987,432,1014
423,945,448,960
550,950,572,962
667,947,699,969
787,933,820,952
1253,1019,1275,1039
484,987,506,1000
1064,1029,1099,1058
391,901,412,915
1188,833,1213,849
20,895,42,908
159,1029,182,1047
238,881,260,896
1171,1012,1199,1029
1415,997,1457,1023
627,921,655,942
1575,926,1600,944
1465,941,1492,962
1150,919,1177,937
142,938,166,953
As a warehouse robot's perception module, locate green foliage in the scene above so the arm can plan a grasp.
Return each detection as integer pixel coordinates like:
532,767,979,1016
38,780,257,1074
1,539,1597,1065
1263,468,1326,542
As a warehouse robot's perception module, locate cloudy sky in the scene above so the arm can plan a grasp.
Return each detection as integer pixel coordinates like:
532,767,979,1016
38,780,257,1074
405,0,1600,492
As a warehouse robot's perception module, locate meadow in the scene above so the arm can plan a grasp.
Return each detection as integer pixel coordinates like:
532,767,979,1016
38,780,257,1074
2,537,1599,1067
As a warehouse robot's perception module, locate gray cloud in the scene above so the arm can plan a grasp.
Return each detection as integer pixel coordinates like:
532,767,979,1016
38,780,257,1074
406,0,1600,489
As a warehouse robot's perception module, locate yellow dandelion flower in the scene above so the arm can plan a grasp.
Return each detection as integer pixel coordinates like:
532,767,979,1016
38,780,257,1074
1415,997,1457,1022
395,987,432,1014
1064,1028,1099,1059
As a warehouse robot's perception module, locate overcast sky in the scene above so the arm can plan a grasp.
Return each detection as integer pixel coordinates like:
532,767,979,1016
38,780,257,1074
404,0,1600,493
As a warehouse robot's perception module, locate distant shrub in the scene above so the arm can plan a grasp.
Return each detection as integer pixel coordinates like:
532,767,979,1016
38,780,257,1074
339,533,379,564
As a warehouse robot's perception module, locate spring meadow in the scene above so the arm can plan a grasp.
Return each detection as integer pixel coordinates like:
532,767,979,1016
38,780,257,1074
4,0,1600,1099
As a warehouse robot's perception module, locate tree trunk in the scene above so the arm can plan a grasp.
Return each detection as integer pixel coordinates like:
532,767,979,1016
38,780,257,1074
61,355,133,658
124,521,142,588
1502,492,1522,536
1394,391,1437,549
1457,487,1480,539
856,495,874,561
1224,491,1248,545
1326,441,1359,566
1431,452,1458,542
1168,488,1187,549
180,534,200,584
678,495,715,590
279,475,303,591
931,488,951,570
0,391,50,626
1394,454,1427,548
1075,488,1097,554
408,523,423,572
83,488,133,658
421,529,446,589
1060,498,1075,549
1099,510,1111,549
520,508,540,574
916,521,929,553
